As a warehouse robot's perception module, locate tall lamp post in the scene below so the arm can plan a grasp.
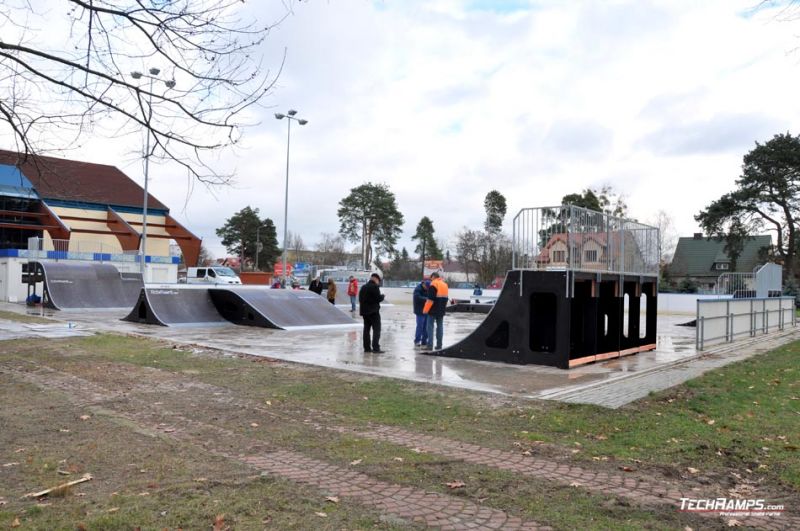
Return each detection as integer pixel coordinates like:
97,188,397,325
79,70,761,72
255,224,262,271
274,109,308,287
130,67,175,278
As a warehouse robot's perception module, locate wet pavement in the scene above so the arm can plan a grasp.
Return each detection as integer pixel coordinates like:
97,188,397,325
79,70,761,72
2,300,700,399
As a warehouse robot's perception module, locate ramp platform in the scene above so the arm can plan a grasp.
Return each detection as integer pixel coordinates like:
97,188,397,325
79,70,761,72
124,287,229,327
34,261,143,310
426,270,658,369
209,287,356,329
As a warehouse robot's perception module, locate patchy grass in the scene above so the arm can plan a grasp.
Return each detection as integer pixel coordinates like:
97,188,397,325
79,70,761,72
0,378,408,530
59,333,800,490
1,333,799,529
0,309,55,324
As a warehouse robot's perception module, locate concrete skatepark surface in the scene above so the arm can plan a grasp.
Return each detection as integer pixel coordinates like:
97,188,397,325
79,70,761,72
3,298,703,400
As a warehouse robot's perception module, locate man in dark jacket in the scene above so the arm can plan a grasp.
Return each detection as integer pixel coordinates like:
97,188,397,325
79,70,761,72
422,272,448,350
308,276,323,295
359,273,385,353
412,279,430,347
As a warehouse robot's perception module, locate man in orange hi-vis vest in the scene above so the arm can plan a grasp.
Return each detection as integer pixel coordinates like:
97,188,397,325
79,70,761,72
422,272,448,351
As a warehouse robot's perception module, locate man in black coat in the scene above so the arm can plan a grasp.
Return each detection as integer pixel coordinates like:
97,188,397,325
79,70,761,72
308,276,323,295
359,273,385,353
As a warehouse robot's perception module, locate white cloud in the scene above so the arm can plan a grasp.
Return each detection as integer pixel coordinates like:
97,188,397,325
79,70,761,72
6,0,800,262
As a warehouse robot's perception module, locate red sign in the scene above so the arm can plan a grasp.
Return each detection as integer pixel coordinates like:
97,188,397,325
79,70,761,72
273,263,293,275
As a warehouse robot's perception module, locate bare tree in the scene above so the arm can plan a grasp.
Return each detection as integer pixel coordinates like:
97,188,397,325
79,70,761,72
454,228,482,283
647,210,678,264
0,0,292,183
287,230,305,263
316,232,348,265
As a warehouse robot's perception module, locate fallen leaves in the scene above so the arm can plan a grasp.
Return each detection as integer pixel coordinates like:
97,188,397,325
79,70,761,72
79,415,91,421
213,514,227,531
619,466,636,472
349,459,362,466
325,496,339,504
314,512,328,518
445,480,465,489
686,467,699,474
706,419,715,426
250,422,259,428
392,457,404,462
2,462,19,467
11,517,20,528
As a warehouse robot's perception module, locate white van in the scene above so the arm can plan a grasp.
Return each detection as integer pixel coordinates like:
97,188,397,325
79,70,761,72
186,266,242,284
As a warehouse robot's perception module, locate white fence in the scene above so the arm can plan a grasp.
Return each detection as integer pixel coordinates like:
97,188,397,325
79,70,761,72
696,297,796,350
713,263,782,298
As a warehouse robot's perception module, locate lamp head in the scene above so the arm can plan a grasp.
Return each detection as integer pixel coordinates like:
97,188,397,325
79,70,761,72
149,67,161,76
131,71,143,79
287,109,297,116
274,113,285,120
298,119,308,126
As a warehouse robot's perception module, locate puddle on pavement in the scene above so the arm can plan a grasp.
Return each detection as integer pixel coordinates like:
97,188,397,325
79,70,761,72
2,302,699,398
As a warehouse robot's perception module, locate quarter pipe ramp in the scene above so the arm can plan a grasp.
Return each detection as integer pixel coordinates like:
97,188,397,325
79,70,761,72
123,285,357,330
35,261,143,311
124,287,229,326
209,287,357,329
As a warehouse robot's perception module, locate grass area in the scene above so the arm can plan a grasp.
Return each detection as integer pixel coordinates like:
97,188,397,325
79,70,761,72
63,333,800,490
1,332,798,529
0,309,55,324
0,378,408,530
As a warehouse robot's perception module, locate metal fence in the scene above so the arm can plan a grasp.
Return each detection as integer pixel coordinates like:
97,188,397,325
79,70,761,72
712,263,782,298
511,205,660,276
695,297,796,350
25,237,178,264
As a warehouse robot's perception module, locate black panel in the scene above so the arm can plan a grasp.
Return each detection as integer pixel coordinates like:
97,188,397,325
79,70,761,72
427,270,658,369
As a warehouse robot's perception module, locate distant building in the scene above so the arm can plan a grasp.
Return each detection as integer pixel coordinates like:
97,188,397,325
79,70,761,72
669,233,772,290
0,150,201,301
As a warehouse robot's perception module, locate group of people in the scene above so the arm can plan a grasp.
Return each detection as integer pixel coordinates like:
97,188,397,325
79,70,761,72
307,275,360,310
357,271,449,354
412,272,449,351
269,271,449,354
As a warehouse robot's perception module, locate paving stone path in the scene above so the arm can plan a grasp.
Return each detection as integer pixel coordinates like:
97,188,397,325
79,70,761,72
3,358,796,530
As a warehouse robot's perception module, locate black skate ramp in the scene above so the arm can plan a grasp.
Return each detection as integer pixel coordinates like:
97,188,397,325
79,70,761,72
209,287,357,330
37,261,143,311
123,287,230,327
425,270,657,369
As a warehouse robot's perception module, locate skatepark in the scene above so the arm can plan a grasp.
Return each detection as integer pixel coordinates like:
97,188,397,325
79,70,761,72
2,276,739,405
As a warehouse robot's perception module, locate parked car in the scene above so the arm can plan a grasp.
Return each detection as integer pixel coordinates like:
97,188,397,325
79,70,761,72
185,266,242,284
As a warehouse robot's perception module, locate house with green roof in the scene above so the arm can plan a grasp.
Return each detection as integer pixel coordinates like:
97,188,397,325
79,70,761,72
668,233,772,291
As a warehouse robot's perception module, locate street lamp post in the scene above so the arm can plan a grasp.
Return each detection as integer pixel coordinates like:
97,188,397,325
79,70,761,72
130,67,175,279
255,224,261,271
274,109,308,287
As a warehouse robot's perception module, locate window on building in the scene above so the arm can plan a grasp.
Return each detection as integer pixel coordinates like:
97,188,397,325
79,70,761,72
715,263,729,270
552,250,566,262
584,250,598,262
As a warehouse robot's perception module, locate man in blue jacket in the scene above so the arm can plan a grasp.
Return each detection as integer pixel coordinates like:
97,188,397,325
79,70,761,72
422,272,449,351
412,279,430,347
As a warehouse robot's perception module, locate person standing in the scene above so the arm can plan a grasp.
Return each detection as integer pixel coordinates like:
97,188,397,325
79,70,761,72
359,273,385,353
422,272,448,351
412,279,430,347
326,278,338,305
346,275,359,312
309,276,323,295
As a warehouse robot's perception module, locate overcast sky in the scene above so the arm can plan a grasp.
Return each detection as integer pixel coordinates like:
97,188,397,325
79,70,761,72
17,0,800,260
